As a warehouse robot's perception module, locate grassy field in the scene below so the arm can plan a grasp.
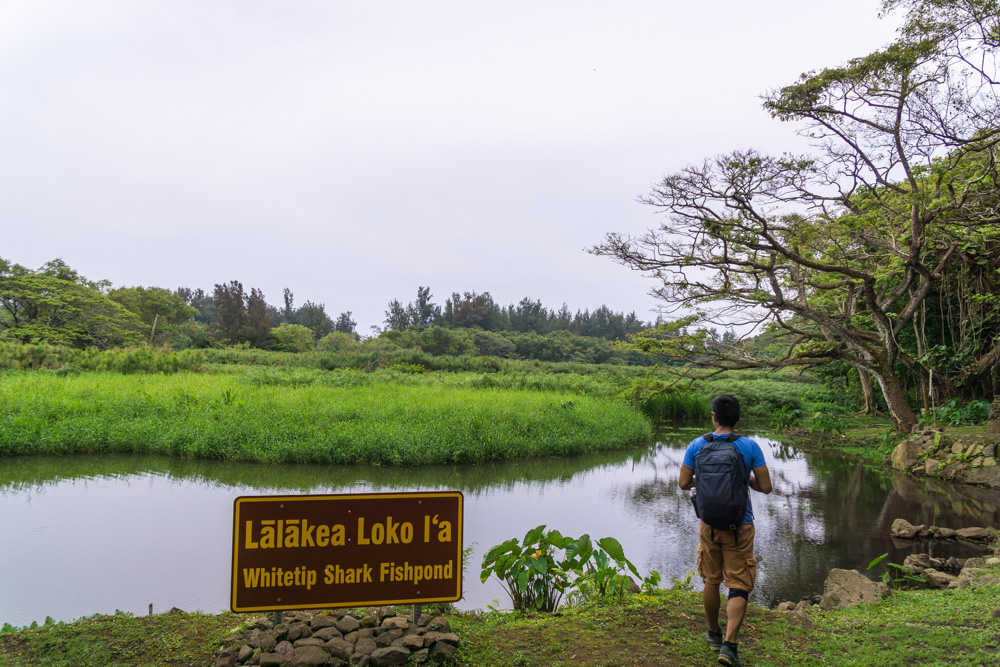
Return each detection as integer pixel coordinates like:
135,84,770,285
0,370,652,464
3,576,999,666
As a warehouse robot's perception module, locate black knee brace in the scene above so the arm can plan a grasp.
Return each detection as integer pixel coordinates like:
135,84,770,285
728,588,749,600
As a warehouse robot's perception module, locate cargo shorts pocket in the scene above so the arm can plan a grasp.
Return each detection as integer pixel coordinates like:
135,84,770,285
696,543,706,578
745,556,758,591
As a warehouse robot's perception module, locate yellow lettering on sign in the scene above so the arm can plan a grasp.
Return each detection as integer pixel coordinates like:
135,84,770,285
260,521,276,549
285,520,300,548
245,521,258,549
437,520,452,542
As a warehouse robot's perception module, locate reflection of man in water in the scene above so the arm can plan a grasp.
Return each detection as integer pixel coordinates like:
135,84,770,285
678,395,772,667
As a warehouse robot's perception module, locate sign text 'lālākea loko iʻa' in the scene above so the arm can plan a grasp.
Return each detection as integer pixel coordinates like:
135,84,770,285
231,492,463,612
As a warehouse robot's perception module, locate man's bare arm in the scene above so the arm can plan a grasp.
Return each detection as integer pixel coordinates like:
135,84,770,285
679,464,695,490
749,465,772,494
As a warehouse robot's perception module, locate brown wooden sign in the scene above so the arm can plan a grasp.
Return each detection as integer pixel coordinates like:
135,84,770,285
231,491,463,612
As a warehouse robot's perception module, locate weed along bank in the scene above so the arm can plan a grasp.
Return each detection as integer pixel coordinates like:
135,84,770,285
231,492,463,612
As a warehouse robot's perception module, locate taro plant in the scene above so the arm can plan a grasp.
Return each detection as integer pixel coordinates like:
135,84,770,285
809,411,845,436
867,553,925,589
921,399,991,427
480,525,576,612
481,525,654,612
573,536,642,604
771,405,802,430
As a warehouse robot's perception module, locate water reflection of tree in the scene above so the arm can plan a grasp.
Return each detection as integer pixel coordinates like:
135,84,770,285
0,446,662,496
609,435,1000,607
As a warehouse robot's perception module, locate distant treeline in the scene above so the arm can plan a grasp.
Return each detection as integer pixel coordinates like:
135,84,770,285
0,258,656,365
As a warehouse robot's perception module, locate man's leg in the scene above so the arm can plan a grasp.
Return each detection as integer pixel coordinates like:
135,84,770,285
703,583,721,632
724,591,748,642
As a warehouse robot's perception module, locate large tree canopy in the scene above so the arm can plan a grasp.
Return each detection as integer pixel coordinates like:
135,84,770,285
0,261,144,348
593,0,999,433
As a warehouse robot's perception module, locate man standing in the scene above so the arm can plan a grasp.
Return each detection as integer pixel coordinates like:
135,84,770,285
678,395,772,667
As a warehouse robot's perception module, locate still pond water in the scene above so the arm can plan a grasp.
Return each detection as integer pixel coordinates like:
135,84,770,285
3,426,999,627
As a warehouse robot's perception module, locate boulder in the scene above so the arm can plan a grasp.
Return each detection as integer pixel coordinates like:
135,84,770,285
324,638,355,661
369,646,410,667
920,568,958,588
819,569,890,610
951,443,966,455
259,632,277,653
935,527,957,539
421,632,460,648
380,617,409,631
290,645,335,667
294,638,326,648
426,616,450,633
215,647,238,667
311,615,339,630
891,441,922,471
891,518,920,538
392,634,425,652
312,626,343,642
956,526,993,540
258,654,285,667
949,568,1000,590
924,459,941,476
941,461,970,481
354,638,377,655
902,553,931,572
429,642,458,664
374,629,402,647
983,457,997,467
966,466,1000,488
336,616,361,635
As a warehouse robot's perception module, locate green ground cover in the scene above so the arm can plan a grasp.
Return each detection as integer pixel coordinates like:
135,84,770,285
0,370,652,464
4,576,998,666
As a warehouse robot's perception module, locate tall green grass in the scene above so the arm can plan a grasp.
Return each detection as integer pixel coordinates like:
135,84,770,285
0,342,205,373
0,372,652,465
639,392,711,421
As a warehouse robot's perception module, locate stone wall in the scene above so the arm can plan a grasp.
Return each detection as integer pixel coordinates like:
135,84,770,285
890,427,1000,488
215,607,459,667
987,396,1000,439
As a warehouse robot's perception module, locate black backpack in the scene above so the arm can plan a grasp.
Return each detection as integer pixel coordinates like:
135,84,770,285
693,433,750,546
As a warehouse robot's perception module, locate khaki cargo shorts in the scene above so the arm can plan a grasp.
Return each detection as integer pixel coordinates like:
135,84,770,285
696,521,757,592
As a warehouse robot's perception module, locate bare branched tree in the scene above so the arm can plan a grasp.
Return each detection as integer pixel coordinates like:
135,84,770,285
593,0,999,433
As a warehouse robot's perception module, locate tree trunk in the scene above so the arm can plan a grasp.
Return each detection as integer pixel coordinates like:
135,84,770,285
872,367,918,434
858,369,878,415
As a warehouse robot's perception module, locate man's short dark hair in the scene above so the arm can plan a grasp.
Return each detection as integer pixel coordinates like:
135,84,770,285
712,395,741,427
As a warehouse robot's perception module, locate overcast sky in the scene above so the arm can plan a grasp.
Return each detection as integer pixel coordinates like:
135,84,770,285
0,1,901,333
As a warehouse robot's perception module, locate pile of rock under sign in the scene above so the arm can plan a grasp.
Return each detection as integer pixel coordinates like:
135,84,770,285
215,607,459,667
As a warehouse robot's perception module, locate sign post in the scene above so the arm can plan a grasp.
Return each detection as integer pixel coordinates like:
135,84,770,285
231,491,463,613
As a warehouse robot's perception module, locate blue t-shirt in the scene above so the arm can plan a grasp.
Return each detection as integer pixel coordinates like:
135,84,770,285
683,433,766,525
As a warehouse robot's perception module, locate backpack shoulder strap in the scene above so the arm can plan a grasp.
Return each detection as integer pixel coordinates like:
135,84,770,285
702,433,715,443
725,433,741,442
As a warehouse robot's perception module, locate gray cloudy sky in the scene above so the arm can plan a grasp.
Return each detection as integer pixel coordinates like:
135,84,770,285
1,1,899,333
